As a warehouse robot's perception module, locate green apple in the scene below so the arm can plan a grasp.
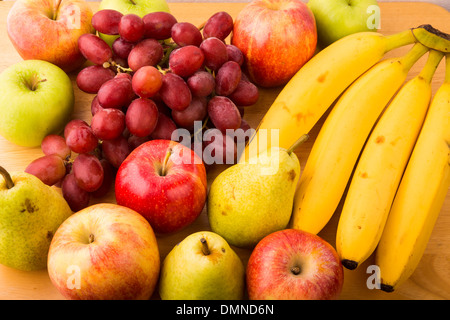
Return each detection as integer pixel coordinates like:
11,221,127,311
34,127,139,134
308,0,380,47
159,231,245,300
98,0,171,46
0,60,74,147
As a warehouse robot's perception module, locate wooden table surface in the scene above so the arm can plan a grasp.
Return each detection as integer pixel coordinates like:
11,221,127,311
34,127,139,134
0,1,449,300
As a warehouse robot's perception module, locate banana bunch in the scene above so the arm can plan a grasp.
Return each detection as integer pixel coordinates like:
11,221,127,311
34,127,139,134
375,54,450,292
336,49,444,270
239,24,450,293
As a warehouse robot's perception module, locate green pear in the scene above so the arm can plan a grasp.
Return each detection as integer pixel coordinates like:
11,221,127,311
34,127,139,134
208,145,301,248
0,166,72,271
159,231,245,300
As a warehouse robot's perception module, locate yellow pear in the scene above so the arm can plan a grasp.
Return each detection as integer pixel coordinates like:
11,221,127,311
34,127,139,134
208,144,301,248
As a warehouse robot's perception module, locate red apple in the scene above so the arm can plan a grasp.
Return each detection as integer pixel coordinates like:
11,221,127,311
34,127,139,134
115,139,207,234
232,0,317,87
47,203,160,300
246,229,344,300
7,0,95,72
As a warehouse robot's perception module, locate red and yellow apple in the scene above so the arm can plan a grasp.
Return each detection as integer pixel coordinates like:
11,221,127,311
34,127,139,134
47,203,160,300
246,229,344,300
232,0,317,87
115,139,207,234
7,0,95,73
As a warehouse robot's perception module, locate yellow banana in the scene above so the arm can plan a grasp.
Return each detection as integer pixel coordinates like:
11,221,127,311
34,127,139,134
239,29,416,162
336,50,444,271
375,54,450,293
291,43,429,235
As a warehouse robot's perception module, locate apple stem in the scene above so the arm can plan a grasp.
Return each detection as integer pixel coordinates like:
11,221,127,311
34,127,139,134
0,166,14,189
290,266,301,275
287,134,309,155
89,234,95,244
200,238,210,256
160,148,172,176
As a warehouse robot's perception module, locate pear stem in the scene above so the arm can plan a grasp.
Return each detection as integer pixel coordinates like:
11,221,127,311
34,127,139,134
0,166,14,189
160,148,172,176
200,238,210,256
287,134,309,155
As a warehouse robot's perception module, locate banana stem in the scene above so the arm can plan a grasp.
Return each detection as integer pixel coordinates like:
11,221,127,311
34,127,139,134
419,50,445,83
445,54,450,83
384,29,417,53
400,43,429,71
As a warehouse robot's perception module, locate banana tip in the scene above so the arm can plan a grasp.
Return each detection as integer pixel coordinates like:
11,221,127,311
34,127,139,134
380,284,395,293
341,259,358,270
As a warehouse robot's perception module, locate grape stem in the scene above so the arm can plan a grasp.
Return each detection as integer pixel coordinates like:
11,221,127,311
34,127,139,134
159,42,178,68
108,59,133,74
0,166,15,189
191,116,210,139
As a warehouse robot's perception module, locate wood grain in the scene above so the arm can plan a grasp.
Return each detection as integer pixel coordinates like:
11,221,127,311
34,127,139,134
0,1,449,300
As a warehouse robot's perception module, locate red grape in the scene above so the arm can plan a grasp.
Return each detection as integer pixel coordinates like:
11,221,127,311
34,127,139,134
187,70,215,97
65,122,98,154
228,79,259,106
25,154,67,186
159,73,192,111
171,22,203,47
215,61,242,96
169,45,205,78
97,77,134,109
118,14,145,43
41,134,71,159
92,9,123,35
203,130,237,165
207,96,241,133
128,134,151,151
91,159,116,198
150,112,177,140
91,108,126,140
200,37,228,71
125,98,159,137
78,33,112,65
171,96,207,130
112,37,135,59
115,72,132,81
143,11,177,40
91,95,103,116
131,66,162,98
72,153,104,192
128,38,164,71
64,119,88,138
226,44,244,66
102,136,130,168
76,65,116,94
61,173,90,212
203,11,233,41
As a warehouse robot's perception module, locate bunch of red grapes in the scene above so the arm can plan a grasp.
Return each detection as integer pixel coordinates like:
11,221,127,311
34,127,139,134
25,9,259,212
